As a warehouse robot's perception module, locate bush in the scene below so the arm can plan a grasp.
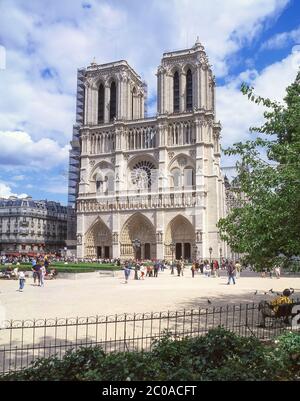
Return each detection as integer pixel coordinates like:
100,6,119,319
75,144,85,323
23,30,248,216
2,328,299,381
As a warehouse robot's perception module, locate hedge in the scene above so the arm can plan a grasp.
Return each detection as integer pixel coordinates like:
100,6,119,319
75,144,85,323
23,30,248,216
2,327,299,381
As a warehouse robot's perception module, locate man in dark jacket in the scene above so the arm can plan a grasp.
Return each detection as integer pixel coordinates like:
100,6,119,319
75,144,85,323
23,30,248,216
227,261,236,285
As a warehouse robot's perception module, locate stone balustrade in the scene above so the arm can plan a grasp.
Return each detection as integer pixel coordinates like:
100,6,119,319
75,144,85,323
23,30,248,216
77,190,205,212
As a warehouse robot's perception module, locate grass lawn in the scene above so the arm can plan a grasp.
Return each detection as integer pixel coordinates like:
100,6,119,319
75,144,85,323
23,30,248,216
0,262,121,273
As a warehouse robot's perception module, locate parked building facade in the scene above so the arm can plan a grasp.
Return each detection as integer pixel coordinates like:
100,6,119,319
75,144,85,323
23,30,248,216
74,40,228,260
0,196,67,256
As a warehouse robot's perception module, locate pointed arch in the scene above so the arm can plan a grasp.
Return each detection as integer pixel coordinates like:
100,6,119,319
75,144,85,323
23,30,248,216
173,71,180,113
165,215,195,260
120,213,156,259
98,83,105,124
132,86,137,119
110,81,117,121
186,69,193,110
84,218,112,258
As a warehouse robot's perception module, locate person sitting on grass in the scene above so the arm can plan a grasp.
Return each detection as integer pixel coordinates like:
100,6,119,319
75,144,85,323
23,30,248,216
258,288,293,328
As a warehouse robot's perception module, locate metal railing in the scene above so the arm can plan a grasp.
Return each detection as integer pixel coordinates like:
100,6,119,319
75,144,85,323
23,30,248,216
0,301,299,374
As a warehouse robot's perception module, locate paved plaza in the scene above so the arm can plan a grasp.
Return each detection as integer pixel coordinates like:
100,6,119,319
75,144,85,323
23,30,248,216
1,270,300,321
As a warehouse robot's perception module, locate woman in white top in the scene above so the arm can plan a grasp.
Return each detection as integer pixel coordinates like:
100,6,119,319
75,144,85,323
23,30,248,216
274,265,281,279
18,271,26,291
204,264,211,277
40,265,46,287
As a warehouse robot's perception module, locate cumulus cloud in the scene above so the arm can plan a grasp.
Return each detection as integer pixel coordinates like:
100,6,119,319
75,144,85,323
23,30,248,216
0,182,27,198
0,131,69,169
217,49,299,167
0,0,291,139
0,0,295,197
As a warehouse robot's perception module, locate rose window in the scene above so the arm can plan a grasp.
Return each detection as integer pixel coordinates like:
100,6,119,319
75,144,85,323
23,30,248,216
131,161,155,189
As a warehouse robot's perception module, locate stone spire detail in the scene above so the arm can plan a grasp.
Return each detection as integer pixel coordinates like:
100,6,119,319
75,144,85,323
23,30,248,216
194,36,204,51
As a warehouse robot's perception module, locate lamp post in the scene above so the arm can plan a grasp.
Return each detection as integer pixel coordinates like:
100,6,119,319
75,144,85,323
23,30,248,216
209,247,213,265
170,242,175,262
193,244,198,261
219,247,222,268
132,239,141,280
167,242,176,274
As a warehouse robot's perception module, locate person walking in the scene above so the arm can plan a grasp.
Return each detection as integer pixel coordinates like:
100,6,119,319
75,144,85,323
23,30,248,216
40,264,46,287
153,261,159,278
176,260,181,276
199,260,204,274
180,259,185,276
18,271,26,292
32,262,41,286
204,261,211,277
124,263,131,284
235,260,241,278
227,261,236,285
170,261,175,275
191,262,196,278
139,264,146,280
212,260,219,278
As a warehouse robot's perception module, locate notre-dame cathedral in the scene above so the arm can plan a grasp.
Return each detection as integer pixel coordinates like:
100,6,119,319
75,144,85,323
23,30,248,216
71,39,229,261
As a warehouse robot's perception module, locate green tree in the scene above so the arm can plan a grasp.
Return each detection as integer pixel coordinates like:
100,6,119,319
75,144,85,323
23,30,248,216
218,71,300,270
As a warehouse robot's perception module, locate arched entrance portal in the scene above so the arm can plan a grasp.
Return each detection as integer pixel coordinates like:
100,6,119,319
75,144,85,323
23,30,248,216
120,213,156,260
84,219,112,259
165,215,195,261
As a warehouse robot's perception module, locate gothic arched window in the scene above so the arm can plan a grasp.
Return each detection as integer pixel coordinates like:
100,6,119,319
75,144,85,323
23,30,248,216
171,168,181,189
110,81,116,121
186,69,193,110
106,172,114,194
184,167,195,188
132,87,136,119
173,71,180,113
98,83,104,124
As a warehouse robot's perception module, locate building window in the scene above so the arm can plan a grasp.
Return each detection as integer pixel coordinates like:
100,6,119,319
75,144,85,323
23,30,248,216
132,87,136,119
109,81,116,121
173,71,180,112
171,168,181,189
186,69,193,110
98,83,104,124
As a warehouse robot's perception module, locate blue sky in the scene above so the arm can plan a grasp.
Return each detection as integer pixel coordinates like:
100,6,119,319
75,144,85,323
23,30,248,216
0,0,299,204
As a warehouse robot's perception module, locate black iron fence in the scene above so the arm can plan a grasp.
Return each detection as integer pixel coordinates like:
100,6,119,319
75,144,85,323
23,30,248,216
1,301,299,374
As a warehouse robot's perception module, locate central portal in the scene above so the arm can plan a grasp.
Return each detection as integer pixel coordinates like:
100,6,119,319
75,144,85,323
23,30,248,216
165,215,195,261
120,213,156,260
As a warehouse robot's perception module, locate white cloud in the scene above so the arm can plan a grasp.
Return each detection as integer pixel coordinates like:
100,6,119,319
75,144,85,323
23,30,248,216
0,0,291,144
260,26,300,50
0,131,69,169
0,0,295,193
0,182,27,198
218,50,299,162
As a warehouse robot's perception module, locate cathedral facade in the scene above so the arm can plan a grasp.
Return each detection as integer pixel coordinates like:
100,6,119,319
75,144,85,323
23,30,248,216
75,40,228,261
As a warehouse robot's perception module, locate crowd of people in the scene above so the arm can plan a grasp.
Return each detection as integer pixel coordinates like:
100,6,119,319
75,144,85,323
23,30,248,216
121,258,243,285
0,256,57,292
0,255,116,266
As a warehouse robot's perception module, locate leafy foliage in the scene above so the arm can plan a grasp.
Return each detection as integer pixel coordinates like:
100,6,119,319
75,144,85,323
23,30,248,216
218,72,300,270
2,328,299,381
